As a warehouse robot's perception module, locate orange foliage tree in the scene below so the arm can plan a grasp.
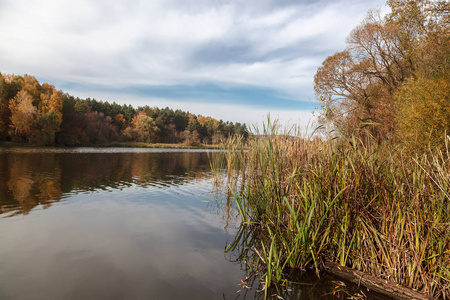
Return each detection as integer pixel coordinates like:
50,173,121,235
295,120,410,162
8,76,63,144
9,90,37,138
314,0,449,147
131,112,160,143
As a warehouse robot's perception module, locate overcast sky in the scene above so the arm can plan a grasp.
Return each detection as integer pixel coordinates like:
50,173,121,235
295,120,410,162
0,0,387,129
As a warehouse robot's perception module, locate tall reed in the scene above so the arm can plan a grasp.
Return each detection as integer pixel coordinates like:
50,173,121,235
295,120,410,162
216,120,450,299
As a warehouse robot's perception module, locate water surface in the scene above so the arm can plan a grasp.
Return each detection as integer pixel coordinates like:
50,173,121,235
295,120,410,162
0,147,392,300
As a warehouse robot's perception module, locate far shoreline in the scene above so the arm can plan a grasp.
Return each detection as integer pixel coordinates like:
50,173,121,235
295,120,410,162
0,141,222,150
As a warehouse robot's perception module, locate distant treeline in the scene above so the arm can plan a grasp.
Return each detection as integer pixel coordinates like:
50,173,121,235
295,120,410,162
0,73,248,146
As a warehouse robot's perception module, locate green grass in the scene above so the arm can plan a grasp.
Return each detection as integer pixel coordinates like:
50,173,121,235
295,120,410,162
214,120,450,299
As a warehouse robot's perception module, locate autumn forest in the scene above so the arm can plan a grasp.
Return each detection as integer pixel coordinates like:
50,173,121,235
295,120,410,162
0,73,249,146
315,0,449,151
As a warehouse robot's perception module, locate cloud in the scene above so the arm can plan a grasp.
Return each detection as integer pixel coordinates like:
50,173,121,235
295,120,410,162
59,84,317,132
0,0,387,125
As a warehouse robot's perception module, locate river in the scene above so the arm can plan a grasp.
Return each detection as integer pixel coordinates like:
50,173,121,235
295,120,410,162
0,147,392,300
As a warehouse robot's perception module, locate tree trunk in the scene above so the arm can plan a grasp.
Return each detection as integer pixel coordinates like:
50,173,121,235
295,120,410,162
323,261,434,300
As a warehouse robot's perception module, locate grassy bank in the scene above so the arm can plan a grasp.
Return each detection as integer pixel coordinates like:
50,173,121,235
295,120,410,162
214,122,450,299
0,141,222,150
76,142,222,149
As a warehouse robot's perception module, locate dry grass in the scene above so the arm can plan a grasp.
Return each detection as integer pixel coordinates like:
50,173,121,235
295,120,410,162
214,120,450,299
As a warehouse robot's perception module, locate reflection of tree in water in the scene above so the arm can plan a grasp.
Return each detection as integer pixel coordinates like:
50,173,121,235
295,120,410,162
0,151,212,217
130,152,207,185
3,154,62,216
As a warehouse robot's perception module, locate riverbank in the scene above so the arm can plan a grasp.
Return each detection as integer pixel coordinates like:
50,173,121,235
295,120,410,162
215,124,450,299
0,141,222,150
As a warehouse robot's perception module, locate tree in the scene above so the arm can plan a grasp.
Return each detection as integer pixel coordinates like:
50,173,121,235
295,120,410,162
9,89,37,140
39,83,63,113
132,112,160,143
0,72,249,145
395,29,450,151
173,109,188,131
84,112,118,144
30,110,62,145
21,75,40,102
314,0,449,143
396,75,450,150
182,130,201,146
391,0,450,150
0,74,22,140
314,11,402,138
113,113,126,132
35,83,63,144
58,94,89,145
187,118,200,133
74,99,91,115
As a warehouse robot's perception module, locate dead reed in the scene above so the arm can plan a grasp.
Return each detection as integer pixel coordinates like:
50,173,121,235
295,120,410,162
215,120,450,299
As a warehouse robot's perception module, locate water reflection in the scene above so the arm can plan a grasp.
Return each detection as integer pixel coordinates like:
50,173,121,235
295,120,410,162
0,148,394,299
0,148,247,300
0,149,213,217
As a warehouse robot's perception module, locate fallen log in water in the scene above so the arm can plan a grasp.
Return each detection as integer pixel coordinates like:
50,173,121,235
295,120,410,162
323,261,434,300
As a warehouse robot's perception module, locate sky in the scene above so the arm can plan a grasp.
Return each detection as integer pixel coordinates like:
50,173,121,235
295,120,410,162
0,0,388,129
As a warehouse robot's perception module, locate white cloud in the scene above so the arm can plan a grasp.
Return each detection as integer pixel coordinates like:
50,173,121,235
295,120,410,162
0,0,387,114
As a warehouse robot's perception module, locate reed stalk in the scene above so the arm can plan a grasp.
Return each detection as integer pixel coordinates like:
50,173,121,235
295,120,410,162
215,119,450,299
